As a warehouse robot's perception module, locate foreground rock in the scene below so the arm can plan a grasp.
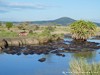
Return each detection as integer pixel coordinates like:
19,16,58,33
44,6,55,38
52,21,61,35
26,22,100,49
38,58,46,62
56,53,65,57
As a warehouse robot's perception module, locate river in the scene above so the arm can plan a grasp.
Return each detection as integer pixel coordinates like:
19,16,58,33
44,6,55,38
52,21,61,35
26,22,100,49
0,38,100,75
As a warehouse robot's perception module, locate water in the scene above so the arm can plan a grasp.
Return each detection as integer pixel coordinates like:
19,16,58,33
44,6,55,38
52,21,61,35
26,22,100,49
0,39,100,75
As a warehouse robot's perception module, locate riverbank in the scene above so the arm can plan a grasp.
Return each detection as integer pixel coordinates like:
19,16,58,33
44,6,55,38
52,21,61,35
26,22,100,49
0,25,100,50
0,38,99,57
0,33,63,50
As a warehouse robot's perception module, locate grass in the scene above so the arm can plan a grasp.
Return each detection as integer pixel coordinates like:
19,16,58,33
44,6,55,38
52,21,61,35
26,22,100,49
0,24,100,38
69,59,100,75
0,30,64,47
0,25,69,37
96,27,100,36
0,30,18,38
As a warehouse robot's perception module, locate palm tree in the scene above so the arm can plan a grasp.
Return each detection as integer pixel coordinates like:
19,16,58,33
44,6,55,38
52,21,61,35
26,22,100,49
70,20,97,41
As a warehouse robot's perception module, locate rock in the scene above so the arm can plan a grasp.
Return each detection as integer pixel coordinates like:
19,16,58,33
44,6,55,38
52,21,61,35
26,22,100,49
38,58,46,62
17,52,21,55
23,50,29,55
35,50,43,55
56,53,65,57
0,40,6,49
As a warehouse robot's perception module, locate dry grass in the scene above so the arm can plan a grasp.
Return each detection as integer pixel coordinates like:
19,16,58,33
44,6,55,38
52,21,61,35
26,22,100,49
0,25,100,38
69,59,100,75
96,27,100,36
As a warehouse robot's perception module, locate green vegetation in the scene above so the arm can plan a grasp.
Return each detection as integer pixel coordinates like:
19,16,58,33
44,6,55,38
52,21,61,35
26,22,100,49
6,22,13,30
70,59,100,75
31,17,76,25
0,22,2,26
0,30,18,38
0,20,99,40
17,22,29,30
70,20,97,41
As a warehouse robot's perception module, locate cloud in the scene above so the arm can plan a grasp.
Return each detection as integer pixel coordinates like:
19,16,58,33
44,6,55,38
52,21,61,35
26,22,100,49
0,1,51,13
7,2,47,9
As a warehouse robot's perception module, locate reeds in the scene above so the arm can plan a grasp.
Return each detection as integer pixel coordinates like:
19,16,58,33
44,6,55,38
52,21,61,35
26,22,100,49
69,59,100,75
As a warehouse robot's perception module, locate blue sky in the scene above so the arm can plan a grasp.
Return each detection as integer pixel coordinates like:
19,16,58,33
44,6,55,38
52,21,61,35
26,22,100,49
0,0,100,22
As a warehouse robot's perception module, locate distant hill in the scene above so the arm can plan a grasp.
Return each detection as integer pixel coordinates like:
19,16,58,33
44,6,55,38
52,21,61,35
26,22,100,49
1,17,100,26
31,17,100,26
95,22,100,26
31,17,76,26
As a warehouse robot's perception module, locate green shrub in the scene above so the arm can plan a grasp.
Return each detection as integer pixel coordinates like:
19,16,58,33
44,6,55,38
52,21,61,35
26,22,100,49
70,20,97,41
6,22,13,30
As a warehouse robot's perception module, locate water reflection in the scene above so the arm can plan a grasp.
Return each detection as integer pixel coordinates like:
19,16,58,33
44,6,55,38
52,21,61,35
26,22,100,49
42,53,54,63
0,50,4,54
72,51,96,60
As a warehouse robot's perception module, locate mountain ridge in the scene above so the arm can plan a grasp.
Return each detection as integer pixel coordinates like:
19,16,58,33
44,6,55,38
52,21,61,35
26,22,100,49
30,17,100,26
31,17,76,25
1,17,100,26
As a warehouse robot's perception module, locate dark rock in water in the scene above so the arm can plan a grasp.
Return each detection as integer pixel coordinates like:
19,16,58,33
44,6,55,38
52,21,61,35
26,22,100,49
56,53,65,57
23,51,29,55
35,50,43,55
17,52,21,55
29,51,34,55
93,36,100,39
38,58,46,62
2,38,100,56
43,51,49,55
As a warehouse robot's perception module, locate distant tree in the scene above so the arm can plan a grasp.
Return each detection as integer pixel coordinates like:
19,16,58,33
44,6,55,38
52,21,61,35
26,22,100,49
17,22,29,30
6,22,13,30
0,22,2,26
32,25,39,31
17,24,24,30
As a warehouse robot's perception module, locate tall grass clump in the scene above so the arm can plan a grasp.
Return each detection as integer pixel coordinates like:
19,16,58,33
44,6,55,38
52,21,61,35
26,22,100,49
70,20,97,41
69,59,100,75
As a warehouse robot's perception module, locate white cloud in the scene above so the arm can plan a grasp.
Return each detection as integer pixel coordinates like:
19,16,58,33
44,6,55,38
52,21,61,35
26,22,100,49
0,1,51,13
8,2,46,9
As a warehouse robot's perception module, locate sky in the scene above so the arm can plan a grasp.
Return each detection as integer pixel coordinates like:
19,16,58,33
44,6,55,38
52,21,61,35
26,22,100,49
0,0,100,22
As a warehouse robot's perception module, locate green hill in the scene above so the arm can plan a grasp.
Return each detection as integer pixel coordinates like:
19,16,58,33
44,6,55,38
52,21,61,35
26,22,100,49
1,17,100,26
31,17,100,26
31,17,76,25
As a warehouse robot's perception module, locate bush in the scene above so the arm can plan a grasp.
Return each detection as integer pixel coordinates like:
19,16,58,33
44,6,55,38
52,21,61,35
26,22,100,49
41,28,51,37
6,22,13,30
70,20,97,41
